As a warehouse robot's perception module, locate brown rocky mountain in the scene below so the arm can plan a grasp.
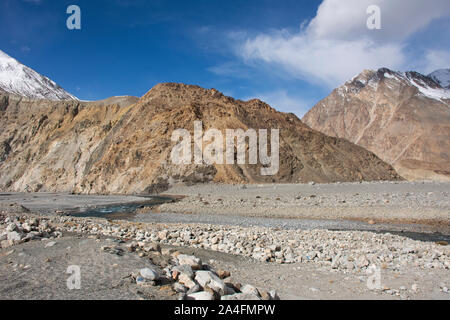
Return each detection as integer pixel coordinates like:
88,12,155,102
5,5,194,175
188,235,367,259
86,95,139,108
0,83,401,194
303,68,450,181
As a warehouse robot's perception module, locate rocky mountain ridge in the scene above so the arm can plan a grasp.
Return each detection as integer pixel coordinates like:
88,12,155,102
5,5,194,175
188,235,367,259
429,69,450,89
0,83,401,194
303,68,450,181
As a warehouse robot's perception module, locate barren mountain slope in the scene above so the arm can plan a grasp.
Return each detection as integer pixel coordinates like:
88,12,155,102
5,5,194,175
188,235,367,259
87,96,139,108
303,68,450,181
0,83,400,194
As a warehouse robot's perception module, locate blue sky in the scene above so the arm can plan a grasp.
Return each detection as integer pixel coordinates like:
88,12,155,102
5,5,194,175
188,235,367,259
1,0,449,116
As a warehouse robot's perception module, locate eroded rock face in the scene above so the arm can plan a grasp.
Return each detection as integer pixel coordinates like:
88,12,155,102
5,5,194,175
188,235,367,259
0,83,401,194
303,68,450,181
0,141,11,162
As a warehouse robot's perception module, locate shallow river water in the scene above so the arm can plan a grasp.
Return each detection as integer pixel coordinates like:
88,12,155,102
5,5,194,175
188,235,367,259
72,200,450,243
1,192,448,243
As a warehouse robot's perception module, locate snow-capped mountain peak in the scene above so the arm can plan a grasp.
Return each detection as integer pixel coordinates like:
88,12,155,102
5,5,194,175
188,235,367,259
0,50,78,101
342,68,450,101
428,69,450,89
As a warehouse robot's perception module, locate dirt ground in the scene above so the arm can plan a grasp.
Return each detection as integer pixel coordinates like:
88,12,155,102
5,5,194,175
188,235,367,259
0,235,448,300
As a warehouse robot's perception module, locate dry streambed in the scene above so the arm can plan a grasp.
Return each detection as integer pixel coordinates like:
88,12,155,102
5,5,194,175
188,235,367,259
2,214,449,272
0,214,450,298
157,181,450,226
0,214,279,300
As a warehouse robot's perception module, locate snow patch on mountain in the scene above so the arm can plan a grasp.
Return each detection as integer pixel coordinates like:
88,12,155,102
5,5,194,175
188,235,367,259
428,69,450,89
339,68,450,103
0,50,78,101
414,84,450,101
404,71,450,101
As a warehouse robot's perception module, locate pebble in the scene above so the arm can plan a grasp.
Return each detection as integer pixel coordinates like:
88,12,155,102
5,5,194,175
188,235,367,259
187,291,215,301
217,269,231,279
7,231,22,242
135,276,146,286
140,267,159,281
240,284,260,297
195,271,226,295
221,293,262,300
178,273,197,289
45,241,56,248
172,264,194,278
177,254,202,270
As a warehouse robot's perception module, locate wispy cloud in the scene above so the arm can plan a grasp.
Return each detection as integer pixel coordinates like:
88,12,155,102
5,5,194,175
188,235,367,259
241,34,404,88
208,61,251,78
423,50,450,74
234,0,450,88
20,45,31,52
246,90,315,118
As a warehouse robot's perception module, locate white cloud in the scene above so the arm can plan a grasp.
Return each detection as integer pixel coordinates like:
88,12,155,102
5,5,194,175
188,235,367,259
237,0,450,88
247,90,314,117
242,33,404,87
423,50,450,74
308,0,450,41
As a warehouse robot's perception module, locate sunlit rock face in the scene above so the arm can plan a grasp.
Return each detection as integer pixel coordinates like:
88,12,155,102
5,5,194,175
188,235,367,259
0,82,400,194
303,68,450,181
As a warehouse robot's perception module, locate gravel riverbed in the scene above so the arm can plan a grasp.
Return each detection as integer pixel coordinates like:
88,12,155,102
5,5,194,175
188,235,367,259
158,181,450,226
0,212,449,299
0,181,449,300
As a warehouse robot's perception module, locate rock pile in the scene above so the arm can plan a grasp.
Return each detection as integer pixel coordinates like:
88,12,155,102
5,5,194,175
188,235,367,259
0,215,62,248
1,213,449,275
124,242,280,300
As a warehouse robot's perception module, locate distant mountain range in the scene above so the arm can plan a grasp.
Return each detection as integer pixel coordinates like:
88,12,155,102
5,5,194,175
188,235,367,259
1,49,448,193
0,60,401,194
303,68,450,181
